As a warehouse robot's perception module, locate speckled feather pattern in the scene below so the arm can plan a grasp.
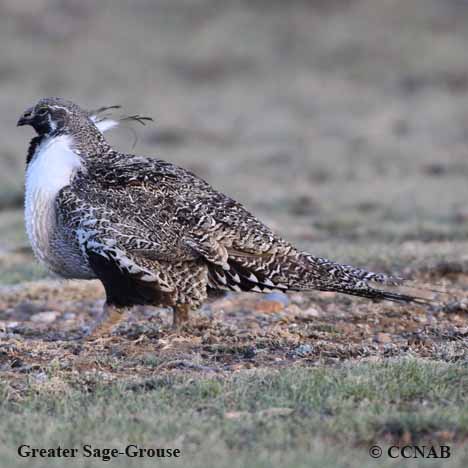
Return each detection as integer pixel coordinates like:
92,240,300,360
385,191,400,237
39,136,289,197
23,98,427,312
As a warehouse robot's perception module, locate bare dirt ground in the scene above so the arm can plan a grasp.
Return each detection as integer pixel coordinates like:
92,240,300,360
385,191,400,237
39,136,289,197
0,1,467,466
0,269,466,392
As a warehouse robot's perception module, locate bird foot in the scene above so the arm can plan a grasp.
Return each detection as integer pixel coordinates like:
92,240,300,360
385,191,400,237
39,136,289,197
82,304,128,341
172,304,191,330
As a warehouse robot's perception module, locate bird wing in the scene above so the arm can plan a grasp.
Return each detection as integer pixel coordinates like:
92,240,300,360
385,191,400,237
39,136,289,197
60,154,432,305
59,154,293,293
55,181,200,306
103,155,325,294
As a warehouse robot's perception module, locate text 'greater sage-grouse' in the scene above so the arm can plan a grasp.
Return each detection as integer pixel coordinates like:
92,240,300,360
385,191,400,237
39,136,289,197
18,97,431,338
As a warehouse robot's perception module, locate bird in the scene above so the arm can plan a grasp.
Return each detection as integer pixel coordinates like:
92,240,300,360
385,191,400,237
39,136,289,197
17,97,432,338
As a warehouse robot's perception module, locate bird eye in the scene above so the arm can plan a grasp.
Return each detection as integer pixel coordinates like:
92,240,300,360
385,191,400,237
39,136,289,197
37,107,48,116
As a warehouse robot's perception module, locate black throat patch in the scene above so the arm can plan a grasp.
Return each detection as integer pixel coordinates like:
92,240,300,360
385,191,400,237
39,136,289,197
26,135,44,165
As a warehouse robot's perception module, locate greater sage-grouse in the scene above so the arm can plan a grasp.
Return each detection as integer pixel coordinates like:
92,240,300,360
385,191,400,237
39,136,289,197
18,97,429,337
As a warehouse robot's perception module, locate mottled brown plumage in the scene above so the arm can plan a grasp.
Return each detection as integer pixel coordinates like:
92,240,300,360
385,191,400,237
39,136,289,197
18,97,430,337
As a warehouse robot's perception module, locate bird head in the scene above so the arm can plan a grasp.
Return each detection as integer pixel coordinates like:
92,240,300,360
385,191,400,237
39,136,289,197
17,97,90,136
18,97,153,139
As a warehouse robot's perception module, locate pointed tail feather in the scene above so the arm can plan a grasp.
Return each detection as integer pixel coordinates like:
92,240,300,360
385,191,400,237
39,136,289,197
319,283,436,306
300,254,438,306
208,253,438,306
303,254,405,286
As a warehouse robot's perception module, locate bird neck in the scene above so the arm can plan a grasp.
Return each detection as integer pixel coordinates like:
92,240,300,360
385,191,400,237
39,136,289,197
60,121,113,159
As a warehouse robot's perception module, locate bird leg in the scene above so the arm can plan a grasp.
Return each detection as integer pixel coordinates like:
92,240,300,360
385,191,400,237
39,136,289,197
84,304,128,340
172,304,190,329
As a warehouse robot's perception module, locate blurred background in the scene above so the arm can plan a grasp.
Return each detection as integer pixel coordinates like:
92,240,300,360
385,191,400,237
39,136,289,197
1,0,468,283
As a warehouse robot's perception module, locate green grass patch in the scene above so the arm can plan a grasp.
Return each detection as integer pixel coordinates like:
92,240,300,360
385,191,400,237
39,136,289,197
0,359,466,467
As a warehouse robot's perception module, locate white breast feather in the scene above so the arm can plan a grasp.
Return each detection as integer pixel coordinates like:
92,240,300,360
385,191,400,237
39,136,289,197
25,135,82,269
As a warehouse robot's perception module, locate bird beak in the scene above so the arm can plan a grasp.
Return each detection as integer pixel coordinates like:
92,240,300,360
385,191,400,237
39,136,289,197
17,107,34,126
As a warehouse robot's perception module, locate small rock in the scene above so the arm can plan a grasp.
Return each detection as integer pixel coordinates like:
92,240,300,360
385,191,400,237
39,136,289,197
374,332,392,344
62,312,76,320
302,307,320,318
294,344,313,357
33,372,49,384
264,292,289,306
284,304,301,315
290,293,307,305
30,311,59,323
254,300,284,314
